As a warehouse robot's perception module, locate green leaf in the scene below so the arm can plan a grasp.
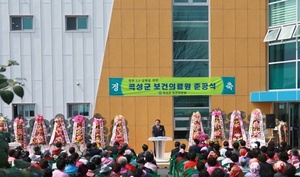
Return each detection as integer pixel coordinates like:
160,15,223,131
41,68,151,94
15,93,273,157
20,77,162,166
14,159,31,169
0,66,6,72
13,86,24,98
0,90,14,104
7,60,19,66
29,166,44,175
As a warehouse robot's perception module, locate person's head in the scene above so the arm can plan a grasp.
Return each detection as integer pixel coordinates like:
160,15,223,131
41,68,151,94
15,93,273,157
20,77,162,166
56,159,66,171
142,144,148,152
70,152,79,163
225,150,232,158
8,149,15,157
13,150,22,159
155,119,161,126
39,159,49,169
198,169,210,177
278,151,289,162
118,156,127,167
239,158,247,167
266,151,275,159
207,156,217,166
188,151,197,161
211,168,225,177
82,151,91,160
102,150,109,158
34,146,41,155
69,147,75,154
252,148,261,158
55,142,62,149
194,139,200,145
145,152,154,163
257,153,267,163
125,154,132,164
255,141,261,149
213,143,220,151
249,162,260,174
240,148,247,157
284,163,296,177
92,156,101,166
112,163,121,173
100,164,112,176
43,168,52,177
261,146,268,153
230,153,239,163
92,142,98,148
209,141,214,147
247,150,254,158
292,148,299,156
232,142,240,149
87,162,96,170
223,140,229,147
196,161,206,171
180,143,186,150
240,139,246,147
174,141,180,148
86,143,93,150
113,141,120,147
280,141,287,148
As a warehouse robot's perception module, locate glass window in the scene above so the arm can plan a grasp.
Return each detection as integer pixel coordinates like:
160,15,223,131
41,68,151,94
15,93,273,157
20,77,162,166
269,0,296,27
66,16,88,31
174,96,209,107
293,25,300,37
67,103,90,118
297,62,300,88
193,0,207,2
269,42,296,62
173,22,208,40
173,6,208,21
13,104,35,119
174,130,189,139
173,42,208,59
11,16,33,31
174,108,209,117
174,0,188,2
264,28,280,42
278,25,296,40
269,62,296,89
173,61,208,77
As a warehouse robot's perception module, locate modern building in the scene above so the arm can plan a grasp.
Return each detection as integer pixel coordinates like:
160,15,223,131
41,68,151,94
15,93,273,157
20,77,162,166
3,0,296,151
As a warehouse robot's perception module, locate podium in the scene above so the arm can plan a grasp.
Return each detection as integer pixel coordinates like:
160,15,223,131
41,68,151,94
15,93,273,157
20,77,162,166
148,136,172,162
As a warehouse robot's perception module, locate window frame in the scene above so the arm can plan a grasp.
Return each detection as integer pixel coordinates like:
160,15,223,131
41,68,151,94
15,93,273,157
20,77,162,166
67,103,90,118
264,28,281,42
65,15,89,32
277,25,296,40
10,15,34,32
12,103,36,120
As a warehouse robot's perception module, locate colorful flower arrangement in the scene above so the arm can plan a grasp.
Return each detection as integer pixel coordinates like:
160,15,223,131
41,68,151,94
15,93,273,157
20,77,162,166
211,110,225,140
278,121,288,143
0,116,8,132
49,117,70,145
14,116,26,148
110,115,128,147
229,110,247,147
189,112,208,147
29,114,48,146
91,118,105,148
72,115,85,144
248,109,265,147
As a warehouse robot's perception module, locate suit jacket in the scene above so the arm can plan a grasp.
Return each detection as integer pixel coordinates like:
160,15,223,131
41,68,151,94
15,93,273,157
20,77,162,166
152,125,165,137
188,145,201,154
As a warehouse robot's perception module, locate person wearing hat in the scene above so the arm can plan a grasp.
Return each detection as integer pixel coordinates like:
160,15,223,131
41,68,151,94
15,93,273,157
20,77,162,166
99,164,112,177
79,151,91,165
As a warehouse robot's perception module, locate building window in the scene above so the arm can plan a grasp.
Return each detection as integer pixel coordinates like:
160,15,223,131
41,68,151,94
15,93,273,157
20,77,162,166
66,16,88,31
67,103,90,118
10,16,33,31
278,25,296,40
13,104,35,119
269,62,296,89
264,28,281,42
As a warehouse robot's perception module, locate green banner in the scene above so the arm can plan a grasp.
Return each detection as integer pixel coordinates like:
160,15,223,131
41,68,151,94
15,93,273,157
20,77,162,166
109,77,235,96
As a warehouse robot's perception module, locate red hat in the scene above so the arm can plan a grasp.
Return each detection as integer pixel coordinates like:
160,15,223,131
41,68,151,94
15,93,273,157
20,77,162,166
52,149,60,155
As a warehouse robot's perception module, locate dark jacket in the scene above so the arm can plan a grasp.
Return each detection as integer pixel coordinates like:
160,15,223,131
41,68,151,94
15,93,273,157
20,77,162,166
152,125,165,137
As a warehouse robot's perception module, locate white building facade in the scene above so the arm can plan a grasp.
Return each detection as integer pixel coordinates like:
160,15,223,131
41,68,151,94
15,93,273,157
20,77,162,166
0,0,114,120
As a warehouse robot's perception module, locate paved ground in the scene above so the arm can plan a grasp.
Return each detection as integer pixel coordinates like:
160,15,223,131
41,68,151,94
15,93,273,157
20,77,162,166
158,168,172,177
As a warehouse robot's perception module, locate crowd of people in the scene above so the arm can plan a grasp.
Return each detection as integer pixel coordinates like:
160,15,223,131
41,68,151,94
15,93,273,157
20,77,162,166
169,139,300,177
7,141,160,177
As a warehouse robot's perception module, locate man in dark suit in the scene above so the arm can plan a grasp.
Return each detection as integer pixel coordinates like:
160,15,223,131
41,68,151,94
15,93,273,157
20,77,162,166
151,119,165,157
188,139,201,154
152,119,165,137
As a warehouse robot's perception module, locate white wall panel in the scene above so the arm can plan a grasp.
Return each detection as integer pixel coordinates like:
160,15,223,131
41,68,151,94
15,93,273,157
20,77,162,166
84,32,93,55
84,55,95,102
43,55,53,107
94,0,103,28
20,55,32,102
53,80,64,114
0,3,9,55
31,30,42,81
31,2,41,29
73,35,84,80
73,0,82,14
10,35,21,64
20,33,31,56
52,1,62,29
63,55,74,102
20,2,30,14
52,28,63,81
9,0,20,14
63,33,73,55
41,3,52,56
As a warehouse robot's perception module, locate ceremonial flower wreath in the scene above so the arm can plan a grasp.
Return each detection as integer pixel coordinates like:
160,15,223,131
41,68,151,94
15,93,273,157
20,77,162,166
189,111,208,147
110,115,128,147
210,110,225,141
14,116,27,148
278,121,288,143
91,117,105,148
29,114,48,146
248,109,265,146
49,117,70,145
72,115,86,144
229,110,247,146
0,116,8,132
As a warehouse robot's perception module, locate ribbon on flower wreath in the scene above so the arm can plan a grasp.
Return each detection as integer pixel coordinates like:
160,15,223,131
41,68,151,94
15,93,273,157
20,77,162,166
49,117,70,145
110,115,128,146
91,117,105,148
228,110,247,147
72,115,86,144
29,114,48,146
210,110,225,141
278,121,288,143
0,116,8,132
188,111,206,146
14,116,26,149
248,109,265,147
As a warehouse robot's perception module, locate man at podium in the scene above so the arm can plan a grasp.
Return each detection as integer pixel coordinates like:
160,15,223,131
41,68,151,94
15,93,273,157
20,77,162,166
152,119,165,137
151,119,165,156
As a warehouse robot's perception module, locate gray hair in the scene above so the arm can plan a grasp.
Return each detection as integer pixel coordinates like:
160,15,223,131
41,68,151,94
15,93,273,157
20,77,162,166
118,156,127,166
